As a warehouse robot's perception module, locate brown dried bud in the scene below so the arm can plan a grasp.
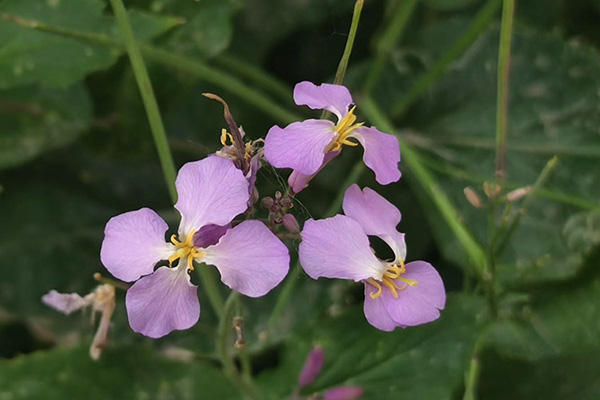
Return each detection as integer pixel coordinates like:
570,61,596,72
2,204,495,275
463,187,484,209
260,197,274,210
483,182,501,199
506,186,533,202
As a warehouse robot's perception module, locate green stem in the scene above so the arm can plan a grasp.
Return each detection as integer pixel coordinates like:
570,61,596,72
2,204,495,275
360,96,487,273
363,0,418,93
214,54,293,105
321,0,364,119
390,0,503,118
462,338,483,400
495,156,560,255
197,266,225,316
495,0,516,183
267,162,366,329
109,0,177,201
1,13,301,125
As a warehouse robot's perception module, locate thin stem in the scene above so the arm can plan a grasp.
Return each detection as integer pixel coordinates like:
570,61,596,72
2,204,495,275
390,0,503,118
321,0,364,119
462,338,484,400
1,13,301,125
360,96,487,273
197,266,225,316
495,156,560,255
495,0,516,183
109,0,177,200
363,0,418,93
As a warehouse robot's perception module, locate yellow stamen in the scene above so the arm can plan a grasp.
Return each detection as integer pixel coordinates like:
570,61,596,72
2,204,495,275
168,230,205,271
367,260,417,300
221,129,235,147
327,106,364,152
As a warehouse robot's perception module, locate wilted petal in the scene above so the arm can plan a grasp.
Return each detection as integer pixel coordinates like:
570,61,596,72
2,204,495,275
352,126,401,185
42,290,91,315
193,224,230,248
342,185,406,262
264,120,336,176
175,156,249,237
363,285,399,332
299,215,384,281
203,220,289,297
324,386,364,400
298,345,325,388
381,261,445,327
100,208,174,282
125,266,200,338
294,81,354,120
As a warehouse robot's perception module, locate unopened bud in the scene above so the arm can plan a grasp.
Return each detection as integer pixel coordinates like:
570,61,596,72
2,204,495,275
483,182,501,199
280,196,293,209
298,345,325,388
323,386,364,400
506,186,532,202
463,187,483,209
260,197,274,210
282,213,300,233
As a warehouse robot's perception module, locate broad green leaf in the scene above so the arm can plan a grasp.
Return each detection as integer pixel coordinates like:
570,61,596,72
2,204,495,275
385,26,600,284
0,84,92,169
0,345,237,399
257,294,487,400
0,0,181,88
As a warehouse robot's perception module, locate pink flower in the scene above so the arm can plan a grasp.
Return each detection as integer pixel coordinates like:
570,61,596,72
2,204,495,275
100,156,289,338
264,82,401,193
298,185,445,331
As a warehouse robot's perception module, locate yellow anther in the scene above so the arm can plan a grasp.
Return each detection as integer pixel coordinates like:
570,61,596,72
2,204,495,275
221,129,235,147
367,260,417,300
168,230,204,270
327,106,364,152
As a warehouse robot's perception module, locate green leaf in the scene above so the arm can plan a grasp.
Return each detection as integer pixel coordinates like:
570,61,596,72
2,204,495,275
0,84,92,169
0,0,181,88
0,345,237,399
388,26,600,284
257,294,487,400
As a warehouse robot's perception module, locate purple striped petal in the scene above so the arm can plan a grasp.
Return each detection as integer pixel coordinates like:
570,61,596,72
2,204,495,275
299,215,384,281
264,120,336,176
100,208,174,282
125,266,200,338
343,185,406,262
203,220,289,297
294,81,354,120
352,126,401,185
175,156,249,237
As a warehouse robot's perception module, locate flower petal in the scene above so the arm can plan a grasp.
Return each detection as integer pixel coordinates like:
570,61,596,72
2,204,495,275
100,208,174,282
352,126,401,185
381,261,445,326
342,185,406,262
193,224,230,248
175,156,249,237
203,220,290,297
42,290,91,315
299,215,384,281
294,81,354,120
125,266,200,338
287,151,339,193
363,284,398,332
264,120,336,176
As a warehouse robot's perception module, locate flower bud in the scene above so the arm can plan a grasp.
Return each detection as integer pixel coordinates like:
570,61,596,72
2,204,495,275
260,197,274,210
298,345,325,388
323,386,364,400
280,196,293,209
506,186,532,202
463,187,483,209
483,182,501,199
282,213,300,233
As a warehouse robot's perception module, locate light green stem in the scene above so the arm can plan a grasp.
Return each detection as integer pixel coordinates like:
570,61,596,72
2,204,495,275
494,0,516,183
197,266,225,316
109,0,177,201
363,0,418,93
390,0,503,118
360,96,487,272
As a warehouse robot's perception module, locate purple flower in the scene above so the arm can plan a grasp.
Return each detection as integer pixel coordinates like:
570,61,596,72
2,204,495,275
298,184,445,331
100,156,290,338
264,82,401,193
298,345,325,388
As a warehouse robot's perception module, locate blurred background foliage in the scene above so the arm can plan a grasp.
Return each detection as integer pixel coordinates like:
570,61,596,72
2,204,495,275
0,0,599,399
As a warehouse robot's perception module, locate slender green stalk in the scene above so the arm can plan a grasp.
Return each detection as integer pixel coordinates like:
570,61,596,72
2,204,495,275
109,0,177,200
320,0,364,119
197,266,225,316
462,351,481,400
1,13,301,125
360,96,487,272
495,156,560,255
214,54,293,105
390,0,503,118
267,162,366,328
495,0,516,183
363,0,418,93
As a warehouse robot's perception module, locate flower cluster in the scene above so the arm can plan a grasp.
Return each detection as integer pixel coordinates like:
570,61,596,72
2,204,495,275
44,82,445,357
